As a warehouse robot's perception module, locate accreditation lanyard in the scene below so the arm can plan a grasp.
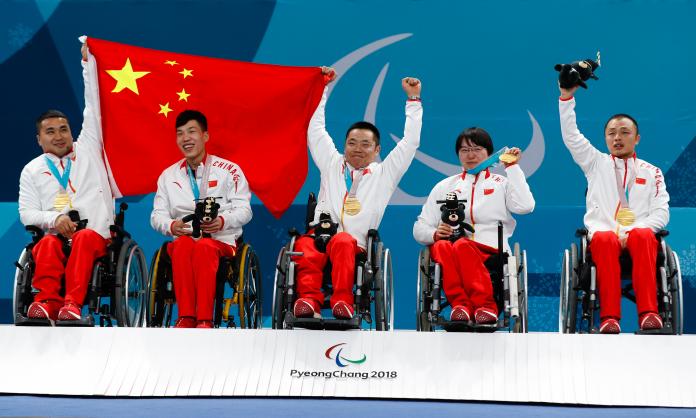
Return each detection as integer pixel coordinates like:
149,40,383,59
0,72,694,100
44,155,71,191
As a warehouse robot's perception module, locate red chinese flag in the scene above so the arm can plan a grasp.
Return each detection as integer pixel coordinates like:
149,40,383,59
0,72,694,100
86,37,325,218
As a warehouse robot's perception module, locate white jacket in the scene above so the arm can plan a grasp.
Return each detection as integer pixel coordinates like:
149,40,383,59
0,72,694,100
308,88,422,249
150,154,252,246
559,97,669,239
413,166,535,252
18,59,115,238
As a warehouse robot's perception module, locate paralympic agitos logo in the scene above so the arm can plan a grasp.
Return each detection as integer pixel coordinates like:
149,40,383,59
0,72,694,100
325,343,367,367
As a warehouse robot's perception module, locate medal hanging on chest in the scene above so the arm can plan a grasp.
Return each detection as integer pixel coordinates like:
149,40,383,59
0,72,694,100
342,166,365,217
45,156,72,211
343,196,362,216
616,207,635,226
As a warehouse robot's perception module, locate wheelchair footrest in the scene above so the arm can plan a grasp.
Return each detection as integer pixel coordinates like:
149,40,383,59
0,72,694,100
287,314,362,330
635,324,674,336
439,319,499,333
14,314,52,327
56,316,95,327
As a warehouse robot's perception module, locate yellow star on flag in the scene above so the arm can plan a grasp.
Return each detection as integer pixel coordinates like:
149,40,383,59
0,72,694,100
179,68,193,79
158,102,173,117
164,60,179,66
176,88,191,102
106,58,150,95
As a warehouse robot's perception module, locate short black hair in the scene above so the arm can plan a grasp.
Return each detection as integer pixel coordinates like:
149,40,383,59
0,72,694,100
455,127,494,156
345,121,380,146
604,113,639,135
176,109,208,132
36,110,69,133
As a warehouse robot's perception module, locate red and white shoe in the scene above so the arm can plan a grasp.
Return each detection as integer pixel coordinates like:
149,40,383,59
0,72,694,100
57,303,82,321
174,316,197,328
27,301,55,324
599,318,621,334
293,298,321,318
332,301,354,320
450,305,471,322
640,312,663,331
474,308,498,325
196,320,214,329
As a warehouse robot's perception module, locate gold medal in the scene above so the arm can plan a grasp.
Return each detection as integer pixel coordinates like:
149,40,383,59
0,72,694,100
53,191,71,211
343,196,362,216
616,207,635,226
499,152,519,165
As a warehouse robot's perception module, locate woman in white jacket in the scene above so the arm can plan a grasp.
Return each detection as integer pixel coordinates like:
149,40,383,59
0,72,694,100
413,128,535,324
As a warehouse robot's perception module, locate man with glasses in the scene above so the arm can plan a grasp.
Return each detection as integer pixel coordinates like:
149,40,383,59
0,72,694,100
292,67,423,320
413,128,535,324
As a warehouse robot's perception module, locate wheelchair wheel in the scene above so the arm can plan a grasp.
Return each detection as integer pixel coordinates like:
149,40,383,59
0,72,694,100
13,248,34,321
512,243,528,333
272,244,292,329
374,243,393,331
416,247,433,332
148,244,174,327
666,246,684,335
559,243,579,333
235,243,262,329
114,238,148,327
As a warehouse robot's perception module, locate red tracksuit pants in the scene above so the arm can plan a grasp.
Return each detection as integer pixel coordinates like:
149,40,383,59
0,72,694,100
167,236,235,321
430,238,498,314
590,228,658,321
31,229,108,316
293,232,360,309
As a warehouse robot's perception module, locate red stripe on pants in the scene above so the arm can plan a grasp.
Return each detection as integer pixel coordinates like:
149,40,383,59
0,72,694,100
167,236,235,321
31,229,108,313
293,232,359,309
430,238,498,314
590,228,658,320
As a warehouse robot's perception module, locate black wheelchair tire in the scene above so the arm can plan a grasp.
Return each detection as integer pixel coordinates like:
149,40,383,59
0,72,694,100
416,247,433,332
114,238,148,327
237,244,262,329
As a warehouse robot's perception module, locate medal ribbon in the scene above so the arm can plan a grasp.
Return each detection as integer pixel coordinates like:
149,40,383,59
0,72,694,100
187,156,213,201
613,158,634,210
44,156,72,191
466,147,508,175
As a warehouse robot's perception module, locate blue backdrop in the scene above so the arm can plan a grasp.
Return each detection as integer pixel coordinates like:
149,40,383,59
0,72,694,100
1,0,695,332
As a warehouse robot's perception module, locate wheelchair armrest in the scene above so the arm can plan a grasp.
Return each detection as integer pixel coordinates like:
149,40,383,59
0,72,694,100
575,228,589,238
109,224,131,239
288,227,301,238
25,225,44,243
367,229,380,240
656,229,669,238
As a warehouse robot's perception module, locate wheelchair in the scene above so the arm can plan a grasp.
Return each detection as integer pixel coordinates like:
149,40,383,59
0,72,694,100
13,203,149,327
271,193,393,331
147,237,262,329
416,222,528,333
559,228,683,335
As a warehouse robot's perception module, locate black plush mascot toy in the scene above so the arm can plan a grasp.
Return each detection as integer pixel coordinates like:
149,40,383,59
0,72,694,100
437,192,474,242
555,54,600,89
183,196,220,238
313,212,337,253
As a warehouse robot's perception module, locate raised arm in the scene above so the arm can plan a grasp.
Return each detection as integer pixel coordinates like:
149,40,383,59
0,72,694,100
307,67,341,173
558,85,603,174
381,77,423,187
75,39,103,156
